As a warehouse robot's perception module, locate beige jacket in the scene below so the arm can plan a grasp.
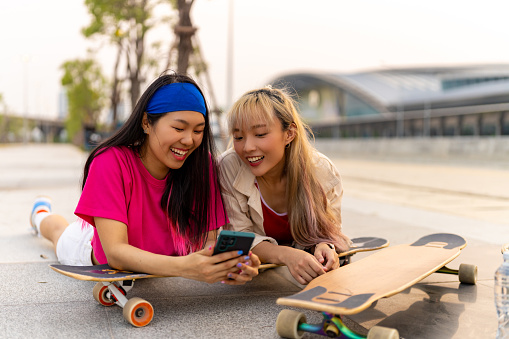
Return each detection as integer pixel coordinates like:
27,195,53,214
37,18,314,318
218,148,344,250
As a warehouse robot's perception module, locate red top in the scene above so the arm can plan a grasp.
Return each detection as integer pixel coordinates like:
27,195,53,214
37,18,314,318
255,182,293,245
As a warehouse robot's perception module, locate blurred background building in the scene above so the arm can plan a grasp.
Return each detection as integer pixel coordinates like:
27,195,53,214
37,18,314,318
271,64,509,138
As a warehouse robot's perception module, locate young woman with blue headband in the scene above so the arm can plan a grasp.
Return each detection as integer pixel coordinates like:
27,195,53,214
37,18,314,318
30,73,259,285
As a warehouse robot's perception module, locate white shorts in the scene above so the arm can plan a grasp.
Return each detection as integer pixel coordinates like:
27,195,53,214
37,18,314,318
56,221,94,266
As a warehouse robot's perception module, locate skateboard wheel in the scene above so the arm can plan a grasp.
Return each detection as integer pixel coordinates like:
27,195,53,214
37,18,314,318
325,323,339,337
123,297,154,327
502,243,509,254
276,309,306,339
367,326,399,339
458,263,477,285
93,283,115,307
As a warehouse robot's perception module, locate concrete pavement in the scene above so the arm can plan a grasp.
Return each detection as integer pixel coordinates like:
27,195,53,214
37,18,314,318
0,143,505,338
328,150,507,338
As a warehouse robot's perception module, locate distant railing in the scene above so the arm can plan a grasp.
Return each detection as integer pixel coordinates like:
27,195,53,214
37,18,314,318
0,115,65,143
313,137,509,162
310,103,509,138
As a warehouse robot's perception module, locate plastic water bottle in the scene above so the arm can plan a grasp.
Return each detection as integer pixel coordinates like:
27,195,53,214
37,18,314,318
495,251,509,338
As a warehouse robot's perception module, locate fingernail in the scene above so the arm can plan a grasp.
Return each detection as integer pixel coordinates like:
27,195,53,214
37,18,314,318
227,273,233,278
245,261,250,265
237,250,243,255
244,256,250,261
208,246,212,250
221,281,225,284
236,263,242,268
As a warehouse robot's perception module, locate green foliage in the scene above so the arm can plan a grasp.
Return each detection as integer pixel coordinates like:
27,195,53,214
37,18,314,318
0,93,6,116
7,117,23,133
83,0,146,38
0,93,4,134
81,0,168,113
61,59,106,141
0,115,25,142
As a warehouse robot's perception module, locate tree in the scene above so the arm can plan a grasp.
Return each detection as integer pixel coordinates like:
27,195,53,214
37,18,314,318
61,59,106,145
82,0,160,128
0,94,5,140
81,0,221,136
166,0,204,76
0,93,4,117
166,0,226,145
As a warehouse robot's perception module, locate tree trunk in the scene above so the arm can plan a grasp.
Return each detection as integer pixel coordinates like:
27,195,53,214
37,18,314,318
110,42,122,131
127,22,145,112
176,0,195,74
125,0,147,112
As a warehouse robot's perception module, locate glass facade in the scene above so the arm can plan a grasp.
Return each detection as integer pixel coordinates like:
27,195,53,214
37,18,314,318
344,93,380,117
442,76,509,91
298,86,380,122
298,86,341,122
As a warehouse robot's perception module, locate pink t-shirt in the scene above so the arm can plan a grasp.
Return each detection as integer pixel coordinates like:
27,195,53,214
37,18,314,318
75,146,227,264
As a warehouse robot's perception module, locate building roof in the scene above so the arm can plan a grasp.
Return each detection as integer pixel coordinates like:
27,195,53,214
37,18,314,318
271,64,509,113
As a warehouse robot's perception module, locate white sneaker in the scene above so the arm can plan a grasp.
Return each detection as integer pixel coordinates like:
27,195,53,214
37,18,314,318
30,196,52,235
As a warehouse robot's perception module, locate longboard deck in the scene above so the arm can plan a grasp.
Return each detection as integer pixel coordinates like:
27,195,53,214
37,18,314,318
260,236,388,270
50,264,163,282
339,236,389,257
277,233,467,315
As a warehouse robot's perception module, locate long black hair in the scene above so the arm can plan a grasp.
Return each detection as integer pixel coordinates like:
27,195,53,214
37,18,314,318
82,72,225,253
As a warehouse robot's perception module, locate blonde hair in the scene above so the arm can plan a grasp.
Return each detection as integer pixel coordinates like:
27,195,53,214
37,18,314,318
227,86,350,252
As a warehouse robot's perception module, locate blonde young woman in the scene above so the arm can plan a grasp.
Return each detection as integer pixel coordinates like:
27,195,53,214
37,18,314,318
219,87,350,285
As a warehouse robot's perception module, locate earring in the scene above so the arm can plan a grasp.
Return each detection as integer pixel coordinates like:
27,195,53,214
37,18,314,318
144,129,148,134
285,143,290,149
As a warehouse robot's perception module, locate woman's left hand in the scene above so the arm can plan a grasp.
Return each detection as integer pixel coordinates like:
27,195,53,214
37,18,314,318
221,251,261,285
314,243,339,272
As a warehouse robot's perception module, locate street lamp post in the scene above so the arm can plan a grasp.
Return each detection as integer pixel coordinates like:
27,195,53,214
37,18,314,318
226,0,234,110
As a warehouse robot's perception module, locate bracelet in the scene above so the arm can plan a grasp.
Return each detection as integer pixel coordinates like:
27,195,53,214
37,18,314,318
323,243,335,251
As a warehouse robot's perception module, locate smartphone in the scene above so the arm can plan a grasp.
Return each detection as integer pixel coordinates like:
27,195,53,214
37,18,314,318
213,230,255,256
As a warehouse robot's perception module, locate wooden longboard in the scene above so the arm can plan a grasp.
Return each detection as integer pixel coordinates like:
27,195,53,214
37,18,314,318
275,233,477,339
259,236,389,270
50,264,163,282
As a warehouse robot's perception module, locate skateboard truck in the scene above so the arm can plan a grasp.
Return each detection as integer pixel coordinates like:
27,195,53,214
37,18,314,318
276,309,398,339
92,280,154,327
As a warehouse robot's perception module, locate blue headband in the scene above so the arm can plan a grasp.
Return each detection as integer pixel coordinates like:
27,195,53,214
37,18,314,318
146,82,207,116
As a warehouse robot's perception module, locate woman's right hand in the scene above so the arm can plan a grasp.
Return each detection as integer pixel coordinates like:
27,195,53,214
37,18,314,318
179,245,253,284
282,248,327,285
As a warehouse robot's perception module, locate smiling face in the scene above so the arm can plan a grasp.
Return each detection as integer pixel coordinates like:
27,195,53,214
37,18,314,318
141,110,205,179
232,116,295,178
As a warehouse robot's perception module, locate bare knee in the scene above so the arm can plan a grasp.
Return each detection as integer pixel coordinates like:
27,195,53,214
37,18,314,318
40,214,69,245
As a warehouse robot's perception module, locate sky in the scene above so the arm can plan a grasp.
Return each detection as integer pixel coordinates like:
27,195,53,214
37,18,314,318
0,0,508,120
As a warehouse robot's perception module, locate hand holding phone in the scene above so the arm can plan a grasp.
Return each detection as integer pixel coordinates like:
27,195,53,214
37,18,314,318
213,230,255,256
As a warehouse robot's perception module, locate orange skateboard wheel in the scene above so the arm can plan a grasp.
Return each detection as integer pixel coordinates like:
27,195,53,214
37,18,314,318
123,297,154,327
93,283,115,306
